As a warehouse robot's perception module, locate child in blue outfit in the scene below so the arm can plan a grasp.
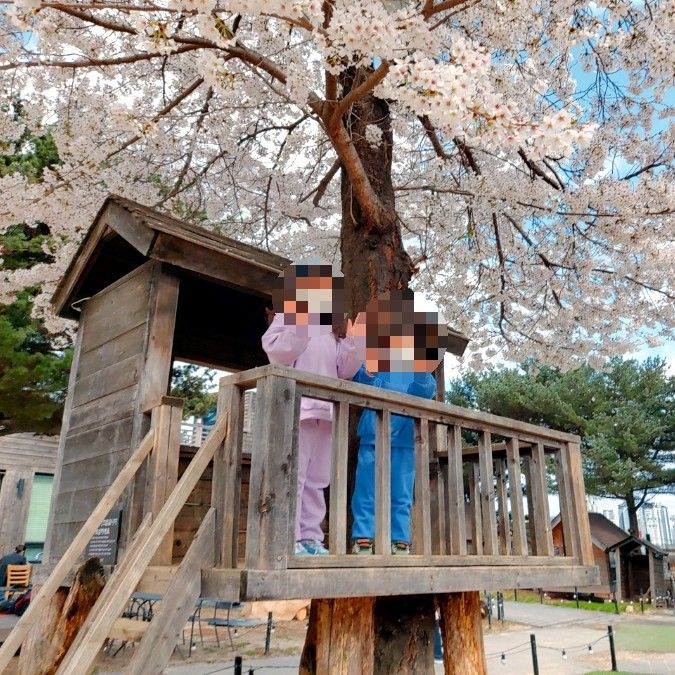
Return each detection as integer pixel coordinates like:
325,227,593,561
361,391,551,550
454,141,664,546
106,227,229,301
350,289,446,555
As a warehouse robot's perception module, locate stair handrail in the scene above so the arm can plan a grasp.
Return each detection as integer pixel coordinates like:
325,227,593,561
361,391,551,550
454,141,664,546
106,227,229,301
0,429,156,672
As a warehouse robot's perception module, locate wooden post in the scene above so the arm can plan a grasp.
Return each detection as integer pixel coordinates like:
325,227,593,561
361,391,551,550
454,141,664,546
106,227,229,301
477,432,498,556
374,410,392,556
495,459,511,555
566,441,594,566
146,397,183,565
438,592,488,675
554,446,577,559
411,418,431,556
211,383,244,567
245,375,299,569
328,401,350,556
527,443,553,556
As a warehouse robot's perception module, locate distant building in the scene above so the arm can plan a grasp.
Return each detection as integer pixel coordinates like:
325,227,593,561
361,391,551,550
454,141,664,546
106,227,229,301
619,503,673,547
602,508,617,525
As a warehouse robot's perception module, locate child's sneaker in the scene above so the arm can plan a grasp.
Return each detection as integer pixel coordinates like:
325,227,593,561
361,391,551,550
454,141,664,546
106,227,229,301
294,542,307,556
352,538,374,555
299,539,329,556
391,541,411,555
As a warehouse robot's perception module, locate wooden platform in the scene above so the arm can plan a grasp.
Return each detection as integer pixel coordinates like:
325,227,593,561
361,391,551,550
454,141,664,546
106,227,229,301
201,564,599,601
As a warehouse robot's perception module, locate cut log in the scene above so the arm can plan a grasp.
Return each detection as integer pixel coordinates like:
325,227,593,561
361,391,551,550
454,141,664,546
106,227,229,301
19,558,106,675
438,591,487,675
300,597,375,674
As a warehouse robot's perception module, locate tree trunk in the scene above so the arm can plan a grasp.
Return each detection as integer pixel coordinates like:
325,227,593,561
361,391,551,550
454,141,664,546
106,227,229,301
300,597,375,674
625,493,639,536
338,65,413,316
19,558,106,675
373,595,436,674
438,591,487,675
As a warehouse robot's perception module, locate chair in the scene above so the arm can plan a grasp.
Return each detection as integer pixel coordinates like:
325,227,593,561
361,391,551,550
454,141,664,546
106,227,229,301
4,564,31,600
183,599,243,653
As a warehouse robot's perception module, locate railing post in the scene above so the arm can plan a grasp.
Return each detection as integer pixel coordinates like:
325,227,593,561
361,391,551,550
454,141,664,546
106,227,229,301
468,462,483,555
412,418,432,556
328,401,349,556
146,396,183,565
245,375,299,570
495,458,511,555
211,382,245,568
566,440,594,566
374,409,392,555
554,445,578,559
527,442,553,556
446,425,467,555
505,438,527,556
478,431,498,555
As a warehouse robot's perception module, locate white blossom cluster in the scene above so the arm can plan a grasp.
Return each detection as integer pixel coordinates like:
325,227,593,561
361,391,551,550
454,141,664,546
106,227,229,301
0,0,672,367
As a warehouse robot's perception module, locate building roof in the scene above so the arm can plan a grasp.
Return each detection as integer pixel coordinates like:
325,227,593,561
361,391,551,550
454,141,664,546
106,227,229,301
52,195,289,317
552,511,668,556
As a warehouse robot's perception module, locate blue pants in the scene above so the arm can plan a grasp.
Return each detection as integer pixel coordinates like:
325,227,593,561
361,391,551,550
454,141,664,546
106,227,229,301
351,443,415,543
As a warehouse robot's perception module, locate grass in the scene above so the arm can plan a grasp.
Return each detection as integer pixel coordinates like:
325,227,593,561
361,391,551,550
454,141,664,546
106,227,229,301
500,589,632,614
614,624,675,653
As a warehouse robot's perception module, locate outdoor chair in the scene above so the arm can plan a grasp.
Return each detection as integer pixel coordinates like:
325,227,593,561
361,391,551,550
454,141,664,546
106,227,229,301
3,565,31,601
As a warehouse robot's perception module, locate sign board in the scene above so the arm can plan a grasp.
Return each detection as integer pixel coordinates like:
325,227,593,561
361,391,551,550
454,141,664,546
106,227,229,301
87,508,122,565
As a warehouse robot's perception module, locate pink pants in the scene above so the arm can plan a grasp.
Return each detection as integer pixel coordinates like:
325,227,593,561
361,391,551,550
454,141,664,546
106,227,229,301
296,419,332,542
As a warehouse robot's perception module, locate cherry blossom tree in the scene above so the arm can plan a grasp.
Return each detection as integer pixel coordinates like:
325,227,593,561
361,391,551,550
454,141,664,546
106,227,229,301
0,0,672,368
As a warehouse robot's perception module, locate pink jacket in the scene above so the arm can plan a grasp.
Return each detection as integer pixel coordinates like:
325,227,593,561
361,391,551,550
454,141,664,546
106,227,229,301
262,313,365,421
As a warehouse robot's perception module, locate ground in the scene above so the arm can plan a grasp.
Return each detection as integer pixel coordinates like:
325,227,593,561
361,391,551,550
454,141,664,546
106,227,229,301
3,598,675,673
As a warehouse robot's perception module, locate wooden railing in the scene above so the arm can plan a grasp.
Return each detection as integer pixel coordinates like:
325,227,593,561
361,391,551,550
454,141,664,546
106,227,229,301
212,364,595,572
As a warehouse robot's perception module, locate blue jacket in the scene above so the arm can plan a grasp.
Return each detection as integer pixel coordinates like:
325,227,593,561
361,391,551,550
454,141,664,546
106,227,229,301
354,366,436,448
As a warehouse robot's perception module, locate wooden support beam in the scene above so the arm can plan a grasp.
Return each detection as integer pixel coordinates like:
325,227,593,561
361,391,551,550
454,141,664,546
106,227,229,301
468,463,482,555
412,418,432,556
245,375,298,569
329,401,349,556
125,508,216,675
0,430,155,673
374,410,392,555
212,383,244,567
478,432,498,556
505,438,527,556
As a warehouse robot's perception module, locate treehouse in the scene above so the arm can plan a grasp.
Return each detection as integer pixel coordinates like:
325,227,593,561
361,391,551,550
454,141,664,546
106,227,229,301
0,196,598,674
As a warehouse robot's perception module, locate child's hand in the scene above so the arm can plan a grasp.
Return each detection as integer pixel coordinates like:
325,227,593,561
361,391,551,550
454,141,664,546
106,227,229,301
346,312,366,338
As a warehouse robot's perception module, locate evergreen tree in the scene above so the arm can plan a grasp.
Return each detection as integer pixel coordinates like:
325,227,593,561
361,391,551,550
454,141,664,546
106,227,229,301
448,358,675,536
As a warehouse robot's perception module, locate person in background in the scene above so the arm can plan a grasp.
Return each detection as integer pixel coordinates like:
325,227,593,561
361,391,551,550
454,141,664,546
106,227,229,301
0,544,27,587
351,289,447,555
262,261,365,556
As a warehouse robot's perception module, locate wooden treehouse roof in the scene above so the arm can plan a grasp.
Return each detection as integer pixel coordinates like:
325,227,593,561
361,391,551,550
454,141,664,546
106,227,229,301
52,195,289,318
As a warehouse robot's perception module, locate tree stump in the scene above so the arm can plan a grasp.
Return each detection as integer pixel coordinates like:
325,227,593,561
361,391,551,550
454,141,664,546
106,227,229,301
438,591,487,675
19,558,106,675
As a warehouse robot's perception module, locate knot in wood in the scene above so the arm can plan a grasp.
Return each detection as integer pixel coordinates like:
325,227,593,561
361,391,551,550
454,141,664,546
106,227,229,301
258,493,275,514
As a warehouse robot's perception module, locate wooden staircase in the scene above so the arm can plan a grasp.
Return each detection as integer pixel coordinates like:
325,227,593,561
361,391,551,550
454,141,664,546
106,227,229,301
0,411,228,675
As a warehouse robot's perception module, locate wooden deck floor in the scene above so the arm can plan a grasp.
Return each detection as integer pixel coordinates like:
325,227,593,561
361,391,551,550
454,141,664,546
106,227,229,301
201,564,599,601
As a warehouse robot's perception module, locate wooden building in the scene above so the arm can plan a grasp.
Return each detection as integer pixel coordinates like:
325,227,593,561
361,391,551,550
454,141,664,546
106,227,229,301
0,433,58,559
0,196,599,674
552,512,670,601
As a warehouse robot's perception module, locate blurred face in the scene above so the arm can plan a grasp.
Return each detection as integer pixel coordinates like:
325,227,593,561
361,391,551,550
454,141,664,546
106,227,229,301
273,263,344,337
364,291,447,373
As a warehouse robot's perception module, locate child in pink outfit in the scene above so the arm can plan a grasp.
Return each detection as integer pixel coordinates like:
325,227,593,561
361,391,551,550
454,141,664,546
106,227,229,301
262,265,364,555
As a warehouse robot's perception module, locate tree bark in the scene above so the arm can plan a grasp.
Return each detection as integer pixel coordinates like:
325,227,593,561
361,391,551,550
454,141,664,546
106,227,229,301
625,492,639,536
19,558,106,675
438,591,488,675
338,65,413,316
300,597,375,674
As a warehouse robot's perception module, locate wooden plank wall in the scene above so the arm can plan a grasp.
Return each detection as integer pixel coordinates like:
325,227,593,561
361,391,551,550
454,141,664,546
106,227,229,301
47,261,179,560
172,450,250,564
0,434,58,474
